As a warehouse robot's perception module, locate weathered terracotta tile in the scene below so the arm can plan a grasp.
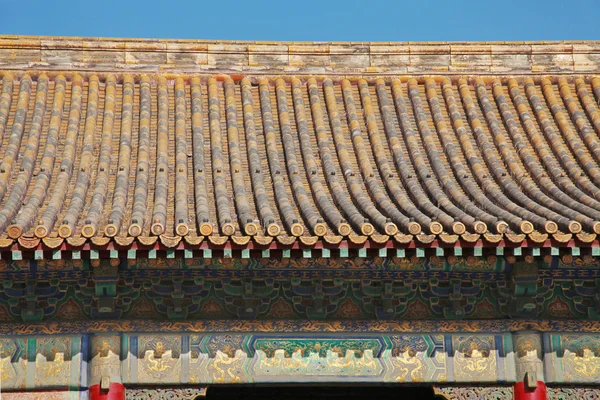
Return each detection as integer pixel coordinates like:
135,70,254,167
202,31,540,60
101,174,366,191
80,50,125,66
573,53,600,72
249,45,289,67
41,49,83,66
207,44,249,67
532,54,573,72
0,48,41,65
491,44,531,54
451,54,492,67
451,44,491,54
289,54,331,67
330,44,369,54
370,44,410,54
167,51,208,66
330,54,369,68
409,44,450,54
125,41,166,51
531,43,573,53
166,42,208,52
409,54,451,67
370,54,410,68
491,54,532,73
125,51,167,65
289,44,329,54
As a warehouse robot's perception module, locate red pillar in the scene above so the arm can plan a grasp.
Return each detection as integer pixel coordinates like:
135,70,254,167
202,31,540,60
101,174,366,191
89,382,125,400
513,381,547,400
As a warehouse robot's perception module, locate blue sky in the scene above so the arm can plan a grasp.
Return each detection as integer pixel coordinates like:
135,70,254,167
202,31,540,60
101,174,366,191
0,0,598,41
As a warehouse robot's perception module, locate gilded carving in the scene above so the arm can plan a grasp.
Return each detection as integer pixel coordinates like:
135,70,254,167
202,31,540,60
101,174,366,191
35,337,71,387
453,336,497,382
0,339,26,389
191,349,249,384
252,348,381,378
564,349,600,382
137,336,182,383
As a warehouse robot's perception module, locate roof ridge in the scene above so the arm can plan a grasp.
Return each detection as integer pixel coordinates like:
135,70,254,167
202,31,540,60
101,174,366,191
0,36,599,75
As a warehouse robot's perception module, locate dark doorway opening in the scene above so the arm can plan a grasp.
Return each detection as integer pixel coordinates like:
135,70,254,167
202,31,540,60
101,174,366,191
207,385,442,400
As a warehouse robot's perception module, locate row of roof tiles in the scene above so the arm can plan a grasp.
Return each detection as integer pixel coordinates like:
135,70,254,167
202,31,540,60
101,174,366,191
0,73,600,249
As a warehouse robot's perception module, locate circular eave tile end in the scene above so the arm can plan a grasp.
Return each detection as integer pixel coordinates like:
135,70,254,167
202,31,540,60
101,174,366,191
473,221,488,234
452,221,466,235
34,225,48,238
176,223,189,237
222,223,235,237
128,224,142,237
361,223,375,236
407,222,422,236
429,222,443,235
199,223,213,237
568,221,582,234
544,221,559,234
495,221,509,234
81,224,96,238
104,224,118,237
593,222,600,234
520,221,534,235
267,223,281,237
150,222,165,236
58,225,73,238
6,225,22,239
338,223,352,237
244,222,259,237
313,223,327,237
384,222,398,236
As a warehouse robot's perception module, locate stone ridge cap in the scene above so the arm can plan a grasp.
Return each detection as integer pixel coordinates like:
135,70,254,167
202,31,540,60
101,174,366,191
1,35,600,46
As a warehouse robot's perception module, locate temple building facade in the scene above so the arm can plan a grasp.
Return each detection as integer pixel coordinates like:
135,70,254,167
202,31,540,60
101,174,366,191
0,36,600,399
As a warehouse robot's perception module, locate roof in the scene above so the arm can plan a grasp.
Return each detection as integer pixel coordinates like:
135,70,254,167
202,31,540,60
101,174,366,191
1,37,600,254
